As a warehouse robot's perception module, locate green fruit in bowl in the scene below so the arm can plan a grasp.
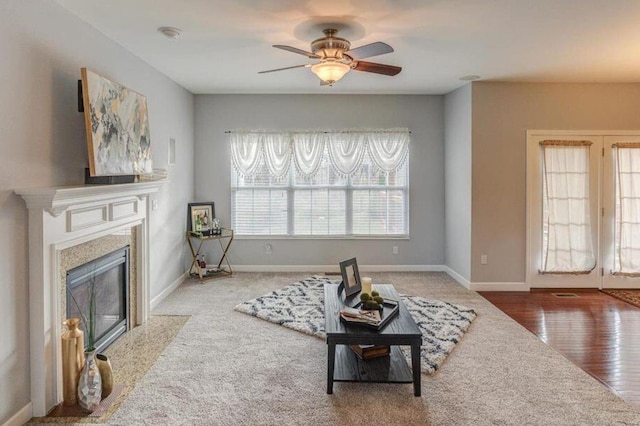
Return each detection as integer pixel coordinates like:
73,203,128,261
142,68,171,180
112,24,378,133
373,296,384,304
371,291,380,297
363,301,380,310
365,298,386,310
360,293,371,301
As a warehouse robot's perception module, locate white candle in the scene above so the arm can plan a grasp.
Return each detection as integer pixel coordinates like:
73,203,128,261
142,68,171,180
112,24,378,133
361,276,372,295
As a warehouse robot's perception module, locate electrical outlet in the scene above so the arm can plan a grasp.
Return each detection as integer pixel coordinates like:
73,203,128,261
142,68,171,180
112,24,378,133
265,244,272,255
481,254,488,265
152,199,159,211
393,246,399,255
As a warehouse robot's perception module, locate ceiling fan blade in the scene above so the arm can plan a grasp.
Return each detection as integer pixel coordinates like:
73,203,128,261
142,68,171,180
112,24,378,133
273,45,320,59
258,64,310,74
346,42,394,60
352,61,402,76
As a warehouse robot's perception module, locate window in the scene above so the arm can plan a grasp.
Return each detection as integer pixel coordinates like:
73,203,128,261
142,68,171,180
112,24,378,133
230,130,410,237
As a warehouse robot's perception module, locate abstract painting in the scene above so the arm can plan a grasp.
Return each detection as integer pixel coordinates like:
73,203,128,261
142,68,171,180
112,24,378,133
81,68,153,176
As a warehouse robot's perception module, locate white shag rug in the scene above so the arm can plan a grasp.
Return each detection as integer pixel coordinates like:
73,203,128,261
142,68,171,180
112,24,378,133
234,276,477,374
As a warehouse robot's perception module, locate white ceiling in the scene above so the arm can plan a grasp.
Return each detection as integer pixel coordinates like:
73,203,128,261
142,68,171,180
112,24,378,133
55,0,640,95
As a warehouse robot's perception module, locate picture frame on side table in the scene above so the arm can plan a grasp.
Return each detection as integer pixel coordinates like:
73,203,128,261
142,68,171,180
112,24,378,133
187,202,215,236
339,257,362,297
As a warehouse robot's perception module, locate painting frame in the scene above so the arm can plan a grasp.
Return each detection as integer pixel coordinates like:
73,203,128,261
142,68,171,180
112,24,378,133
80,67,153,176
187,202,215,236
339,257,362,297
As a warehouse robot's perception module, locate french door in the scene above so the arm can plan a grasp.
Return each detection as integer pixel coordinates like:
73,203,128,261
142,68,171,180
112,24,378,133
527,131,640,289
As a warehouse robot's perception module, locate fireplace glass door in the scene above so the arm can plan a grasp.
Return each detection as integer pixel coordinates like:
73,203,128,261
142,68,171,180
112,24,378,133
67,246,129,353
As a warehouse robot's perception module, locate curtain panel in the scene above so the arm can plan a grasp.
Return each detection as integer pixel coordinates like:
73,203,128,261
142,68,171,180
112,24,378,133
229,129,410,179
540,140,596,274
613,143,640,276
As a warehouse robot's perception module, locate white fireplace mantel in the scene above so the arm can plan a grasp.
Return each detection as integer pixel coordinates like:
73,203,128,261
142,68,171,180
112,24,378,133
15,181,164,416
17,181,163,216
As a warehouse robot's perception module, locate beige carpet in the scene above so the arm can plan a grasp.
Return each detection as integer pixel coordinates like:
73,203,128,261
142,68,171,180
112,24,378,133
101,272,640,425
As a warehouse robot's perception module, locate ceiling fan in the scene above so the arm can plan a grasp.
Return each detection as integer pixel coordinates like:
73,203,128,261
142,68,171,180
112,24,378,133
259,28,402,86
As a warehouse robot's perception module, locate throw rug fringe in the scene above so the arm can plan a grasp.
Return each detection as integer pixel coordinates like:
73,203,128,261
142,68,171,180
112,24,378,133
234,276,476,374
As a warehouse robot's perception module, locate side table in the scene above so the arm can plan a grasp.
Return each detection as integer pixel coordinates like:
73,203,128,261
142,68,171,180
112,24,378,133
186,228,234,281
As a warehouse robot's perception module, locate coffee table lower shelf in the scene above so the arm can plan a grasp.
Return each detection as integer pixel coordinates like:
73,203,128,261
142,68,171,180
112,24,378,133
332,345,413,383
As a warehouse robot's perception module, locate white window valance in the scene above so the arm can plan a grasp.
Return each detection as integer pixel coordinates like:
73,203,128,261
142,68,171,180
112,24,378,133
229,129,410,178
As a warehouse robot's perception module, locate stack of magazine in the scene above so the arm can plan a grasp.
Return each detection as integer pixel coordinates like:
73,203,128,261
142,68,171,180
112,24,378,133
340,306,382,327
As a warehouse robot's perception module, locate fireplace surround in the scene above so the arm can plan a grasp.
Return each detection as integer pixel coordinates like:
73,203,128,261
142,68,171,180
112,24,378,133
16,181,163,416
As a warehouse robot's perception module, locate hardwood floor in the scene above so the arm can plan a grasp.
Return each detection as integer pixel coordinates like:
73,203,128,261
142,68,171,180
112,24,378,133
479,289,640,408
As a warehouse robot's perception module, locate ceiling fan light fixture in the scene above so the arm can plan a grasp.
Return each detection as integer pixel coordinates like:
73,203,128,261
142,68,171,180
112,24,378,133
311,60,350,84
261,28,401,85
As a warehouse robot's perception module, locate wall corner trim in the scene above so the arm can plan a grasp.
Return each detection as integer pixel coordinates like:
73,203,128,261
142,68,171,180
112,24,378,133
470,282,529,292
150,272,188,310
3,402,32,426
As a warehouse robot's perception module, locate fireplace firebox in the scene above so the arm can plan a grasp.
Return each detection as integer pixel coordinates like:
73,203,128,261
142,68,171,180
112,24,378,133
66,246,130,353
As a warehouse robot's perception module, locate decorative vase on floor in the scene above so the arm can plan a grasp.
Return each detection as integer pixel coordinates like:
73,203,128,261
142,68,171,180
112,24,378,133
95,353,113,399
77,350,102,411
61,318,84,406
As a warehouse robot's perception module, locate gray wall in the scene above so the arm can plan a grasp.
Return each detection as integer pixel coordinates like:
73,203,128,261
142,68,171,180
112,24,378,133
194,95,444,268
471,82,640,283
0,1,194,422
444,84,472,281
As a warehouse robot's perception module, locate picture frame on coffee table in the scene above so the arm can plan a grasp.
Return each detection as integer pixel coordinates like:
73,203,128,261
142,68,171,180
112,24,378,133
339,257,362,297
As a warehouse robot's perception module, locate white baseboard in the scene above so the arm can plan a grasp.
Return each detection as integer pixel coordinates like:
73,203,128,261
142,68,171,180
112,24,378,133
225,265,529,292
362,265,446,272
442,266,471,289
233,265,447,273
470,282,529,292
150,272,187,310
3,402,32,426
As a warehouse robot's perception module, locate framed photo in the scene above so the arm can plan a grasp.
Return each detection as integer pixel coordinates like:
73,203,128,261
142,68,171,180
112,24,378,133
339,257,362,297
187,202,215,236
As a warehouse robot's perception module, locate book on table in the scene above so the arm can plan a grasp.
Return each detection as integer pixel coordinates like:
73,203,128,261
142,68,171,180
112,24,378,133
339,307,382,326
350,344,391,359
339,301,400,330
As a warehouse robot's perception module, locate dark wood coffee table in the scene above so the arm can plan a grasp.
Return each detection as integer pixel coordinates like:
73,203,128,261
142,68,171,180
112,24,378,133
324,283,422,396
